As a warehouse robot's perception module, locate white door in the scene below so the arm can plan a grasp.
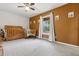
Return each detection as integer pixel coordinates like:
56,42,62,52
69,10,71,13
39,13,55,42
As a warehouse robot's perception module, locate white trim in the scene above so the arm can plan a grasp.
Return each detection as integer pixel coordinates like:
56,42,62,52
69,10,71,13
56,41,79,47
41,14,51,18
42,33,49,35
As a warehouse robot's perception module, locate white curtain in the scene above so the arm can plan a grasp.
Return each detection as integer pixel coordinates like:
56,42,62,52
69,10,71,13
39,13,55,42
38,16,42,38
49,13,55,42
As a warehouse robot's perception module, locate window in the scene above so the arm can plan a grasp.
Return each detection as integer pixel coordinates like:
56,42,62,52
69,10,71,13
42,17,50,33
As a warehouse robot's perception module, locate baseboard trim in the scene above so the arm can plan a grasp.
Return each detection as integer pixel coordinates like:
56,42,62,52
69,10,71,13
56,41,79,47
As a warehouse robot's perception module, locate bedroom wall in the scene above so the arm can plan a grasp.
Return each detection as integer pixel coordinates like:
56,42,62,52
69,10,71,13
29,10,51,36
53,3,79,45
29,3,79,46
0,11,29,31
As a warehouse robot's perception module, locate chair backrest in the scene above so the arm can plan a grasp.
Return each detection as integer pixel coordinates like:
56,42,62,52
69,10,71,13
31,29,37,36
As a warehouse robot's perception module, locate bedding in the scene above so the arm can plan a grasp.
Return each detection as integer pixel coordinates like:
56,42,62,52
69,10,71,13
2,39,54,56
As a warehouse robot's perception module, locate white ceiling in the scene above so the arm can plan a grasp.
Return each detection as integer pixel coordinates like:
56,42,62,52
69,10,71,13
0,3,66,17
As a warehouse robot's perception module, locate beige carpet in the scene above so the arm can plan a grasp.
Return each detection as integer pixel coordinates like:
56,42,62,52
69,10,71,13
2,39,79,56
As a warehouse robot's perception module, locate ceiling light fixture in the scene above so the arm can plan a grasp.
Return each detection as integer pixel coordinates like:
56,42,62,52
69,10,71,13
25,6,30,10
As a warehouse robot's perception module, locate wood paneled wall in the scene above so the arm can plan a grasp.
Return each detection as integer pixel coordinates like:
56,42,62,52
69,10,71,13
53,4,79,45
29,3,79,46
29,10,51,35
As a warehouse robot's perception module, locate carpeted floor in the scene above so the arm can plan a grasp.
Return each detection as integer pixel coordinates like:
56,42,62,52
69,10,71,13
2,39,79,56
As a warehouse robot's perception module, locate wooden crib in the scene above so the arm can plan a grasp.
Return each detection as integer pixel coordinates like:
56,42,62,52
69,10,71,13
5,25,26,41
